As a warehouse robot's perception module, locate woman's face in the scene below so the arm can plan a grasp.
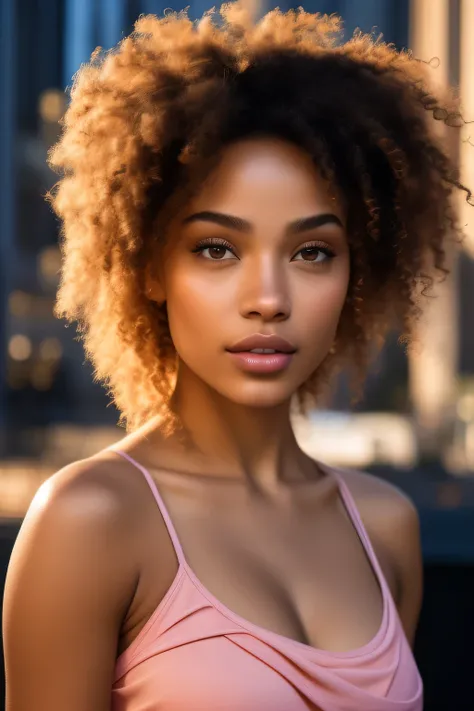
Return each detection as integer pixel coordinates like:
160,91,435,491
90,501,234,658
149,137,350,409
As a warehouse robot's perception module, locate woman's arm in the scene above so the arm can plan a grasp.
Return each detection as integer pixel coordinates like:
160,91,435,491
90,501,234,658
388,495,423,648
3,459,140,711
365,478,423,648
342,469,424,649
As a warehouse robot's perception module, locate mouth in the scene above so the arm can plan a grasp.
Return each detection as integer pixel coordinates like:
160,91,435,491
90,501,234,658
226,350,295,374
239,348,283,354
226,334,297,354
225,333,297,374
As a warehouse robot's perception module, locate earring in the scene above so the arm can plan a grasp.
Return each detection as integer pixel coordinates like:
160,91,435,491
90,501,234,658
329,343,337,355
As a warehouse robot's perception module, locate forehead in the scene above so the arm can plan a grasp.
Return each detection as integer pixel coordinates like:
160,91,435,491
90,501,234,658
184,137,343,224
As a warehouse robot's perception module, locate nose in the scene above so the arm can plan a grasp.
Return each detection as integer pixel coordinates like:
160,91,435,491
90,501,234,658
238,256,291,322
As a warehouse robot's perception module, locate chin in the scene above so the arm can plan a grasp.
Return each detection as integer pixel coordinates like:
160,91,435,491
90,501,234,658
219,383,297,409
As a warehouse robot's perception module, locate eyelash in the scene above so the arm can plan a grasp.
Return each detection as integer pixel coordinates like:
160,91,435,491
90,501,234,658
191,238,336,264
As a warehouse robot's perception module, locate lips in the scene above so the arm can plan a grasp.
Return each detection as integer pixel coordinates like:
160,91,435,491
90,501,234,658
226,334,297,354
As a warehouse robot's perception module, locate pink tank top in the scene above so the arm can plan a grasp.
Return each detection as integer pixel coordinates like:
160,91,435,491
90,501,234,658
110,448,423,711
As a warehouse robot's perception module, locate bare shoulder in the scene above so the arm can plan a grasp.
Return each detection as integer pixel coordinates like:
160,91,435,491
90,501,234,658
18,446,162,598
340,469,418,525
336,466,421,559
8,450,145,619
23,450,145,545
2,451,146,710
336,466,423,646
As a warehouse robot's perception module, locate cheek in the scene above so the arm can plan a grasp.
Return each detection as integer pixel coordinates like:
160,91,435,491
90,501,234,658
296,270,349,338
164,269,230,351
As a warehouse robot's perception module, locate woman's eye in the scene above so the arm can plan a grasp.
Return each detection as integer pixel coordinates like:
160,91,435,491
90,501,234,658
192,241,237,261
292,246,334,264
200,246,235,260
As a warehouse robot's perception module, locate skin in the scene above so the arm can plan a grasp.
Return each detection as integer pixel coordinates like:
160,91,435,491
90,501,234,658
3,137,423,711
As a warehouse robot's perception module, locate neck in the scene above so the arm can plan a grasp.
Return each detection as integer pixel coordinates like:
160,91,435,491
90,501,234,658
164,360,316,493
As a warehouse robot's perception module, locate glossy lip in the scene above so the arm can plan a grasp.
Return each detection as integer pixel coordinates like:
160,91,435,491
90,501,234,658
227,351,294,374
226,334,297,354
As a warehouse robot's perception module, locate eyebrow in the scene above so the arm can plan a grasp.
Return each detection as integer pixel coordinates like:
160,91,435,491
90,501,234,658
182,211,344,234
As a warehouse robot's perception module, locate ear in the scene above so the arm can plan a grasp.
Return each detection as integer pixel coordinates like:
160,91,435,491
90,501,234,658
144,263,166,304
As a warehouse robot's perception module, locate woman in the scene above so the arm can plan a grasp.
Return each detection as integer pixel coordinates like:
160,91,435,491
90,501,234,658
3,3,469,710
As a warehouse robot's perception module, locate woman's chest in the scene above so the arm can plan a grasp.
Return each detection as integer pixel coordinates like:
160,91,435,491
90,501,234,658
120,481,398,657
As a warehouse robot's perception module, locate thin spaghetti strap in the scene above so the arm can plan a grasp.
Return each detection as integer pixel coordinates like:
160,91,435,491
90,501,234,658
109,448,186,566
330,466,388,589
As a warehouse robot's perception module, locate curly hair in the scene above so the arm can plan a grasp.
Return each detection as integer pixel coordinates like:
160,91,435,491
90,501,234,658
47,1,470,435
